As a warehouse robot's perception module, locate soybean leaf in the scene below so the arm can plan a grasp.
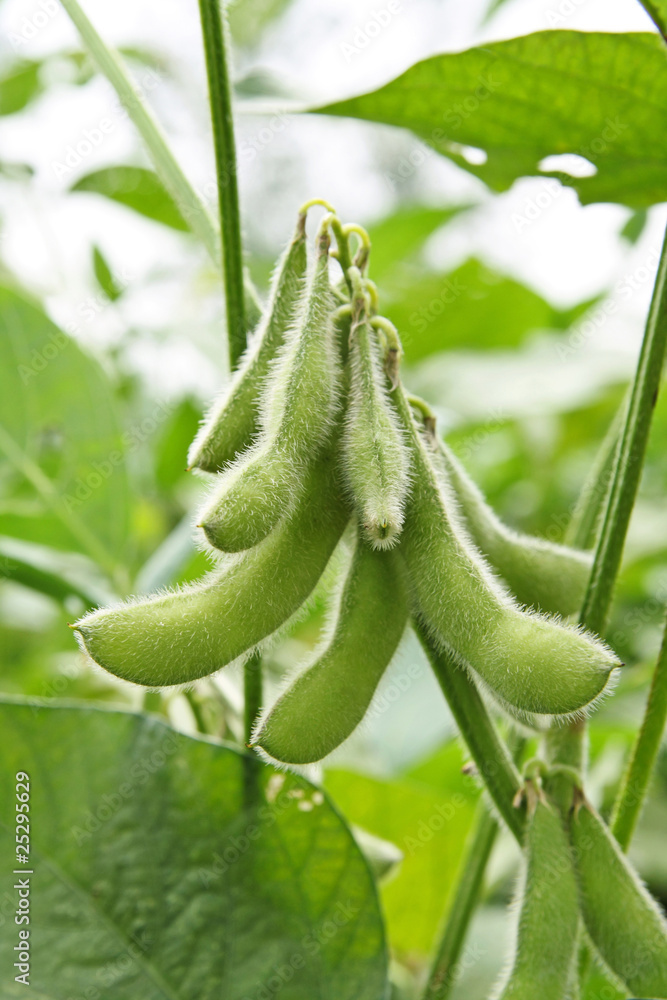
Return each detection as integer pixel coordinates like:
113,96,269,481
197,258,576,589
92,245,123,302
228,0,295,47
383,258,594,361
0,285,129,569
71,166,189,232
326,741,478,955
0,51,124,117
0,61,41,116
313,32,667,208
620,208,648,244
0,699,388,1000
367,203,474,286
154,397,202,491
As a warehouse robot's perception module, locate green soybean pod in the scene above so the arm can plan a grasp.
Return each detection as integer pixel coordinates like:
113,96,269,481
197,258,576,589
253,541,409,764
342,317,410,549
434,439,592,617
495,795,579,1000
188,213,308,474
393,388,619,718
570,801,667,998
72,453,348,688
199,222,340,553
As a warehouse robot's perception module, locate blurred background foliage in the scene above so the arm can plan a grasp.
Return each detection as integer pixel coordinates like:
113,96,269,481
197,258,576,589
0,0,666,996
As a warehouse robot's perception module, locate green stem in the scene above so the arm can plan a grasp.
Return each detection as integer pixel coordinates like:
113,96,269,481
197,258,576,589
185,689,209,734
196,0,262,735
423,734,526,1000
418,626,525,843
58,0,261,321
330,217,355,290
549,222,667,775
611,617,667,850
579,223,667,638
545,223,667,992
243,652,263,744
197,0,246,368
565,397,626,551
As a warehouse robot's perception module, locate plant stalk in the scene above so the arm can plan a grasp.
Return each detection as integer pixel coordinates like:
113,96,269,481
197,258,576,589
417,626,525,843
579,222,667,638
548,221,667,773
196,0,262,739
545,222,667,991
611,617,667,850
243,652,263,745
198,0,247,368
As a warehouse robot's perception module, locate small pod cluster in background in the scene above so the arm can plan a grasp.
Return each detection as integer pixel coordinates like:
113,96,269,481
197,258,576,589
73,202,621,766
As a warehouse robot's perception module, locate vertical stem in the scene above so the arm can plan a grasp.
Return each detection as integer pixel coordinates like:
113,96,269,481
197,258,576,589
543,223,667,991
243,652,263,745
418,627,525,843
198,0,247,369
185,689,209,734
197,0,263,741
611,618,667,850
547,222,667,773
565,398,625,551
579,223,667,638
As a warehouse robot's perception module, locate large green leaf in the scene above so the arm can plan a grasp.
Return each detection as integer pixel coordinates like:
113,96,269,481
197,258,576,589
314,32,667,208
71,166,189,232
382,258,592,362
0,699,387,999
367,204,473,286
0,285,129,571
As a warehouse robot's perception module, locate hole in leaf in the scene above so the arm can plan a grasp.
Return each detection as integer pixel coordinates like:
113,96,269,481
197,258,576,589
449,142,488,165
538,153,597,178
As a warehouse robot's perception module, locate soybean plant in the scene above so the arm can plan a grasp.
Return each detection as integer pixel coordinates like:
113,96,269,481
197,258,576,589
72,205,667,1000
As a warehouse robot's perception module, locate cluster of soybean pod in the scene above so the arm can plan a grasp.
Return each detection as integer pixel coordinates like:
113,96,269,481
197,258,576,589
74,201,667,1000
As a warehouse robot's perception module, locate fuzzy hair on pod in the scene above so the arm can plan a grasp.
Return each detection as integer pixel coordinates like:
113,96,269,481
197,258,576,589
72,452,349,688
188,215,308,474
342,318,411,549
570,801,667,998
493,795,579,1000
433,438,592,617
393,387,620,719
253,540,409,764
199,227,340,553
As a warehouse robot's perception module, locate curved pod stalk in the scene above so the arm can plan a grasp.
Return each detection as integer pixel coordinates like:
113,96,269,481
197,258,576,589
254,541,409,764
